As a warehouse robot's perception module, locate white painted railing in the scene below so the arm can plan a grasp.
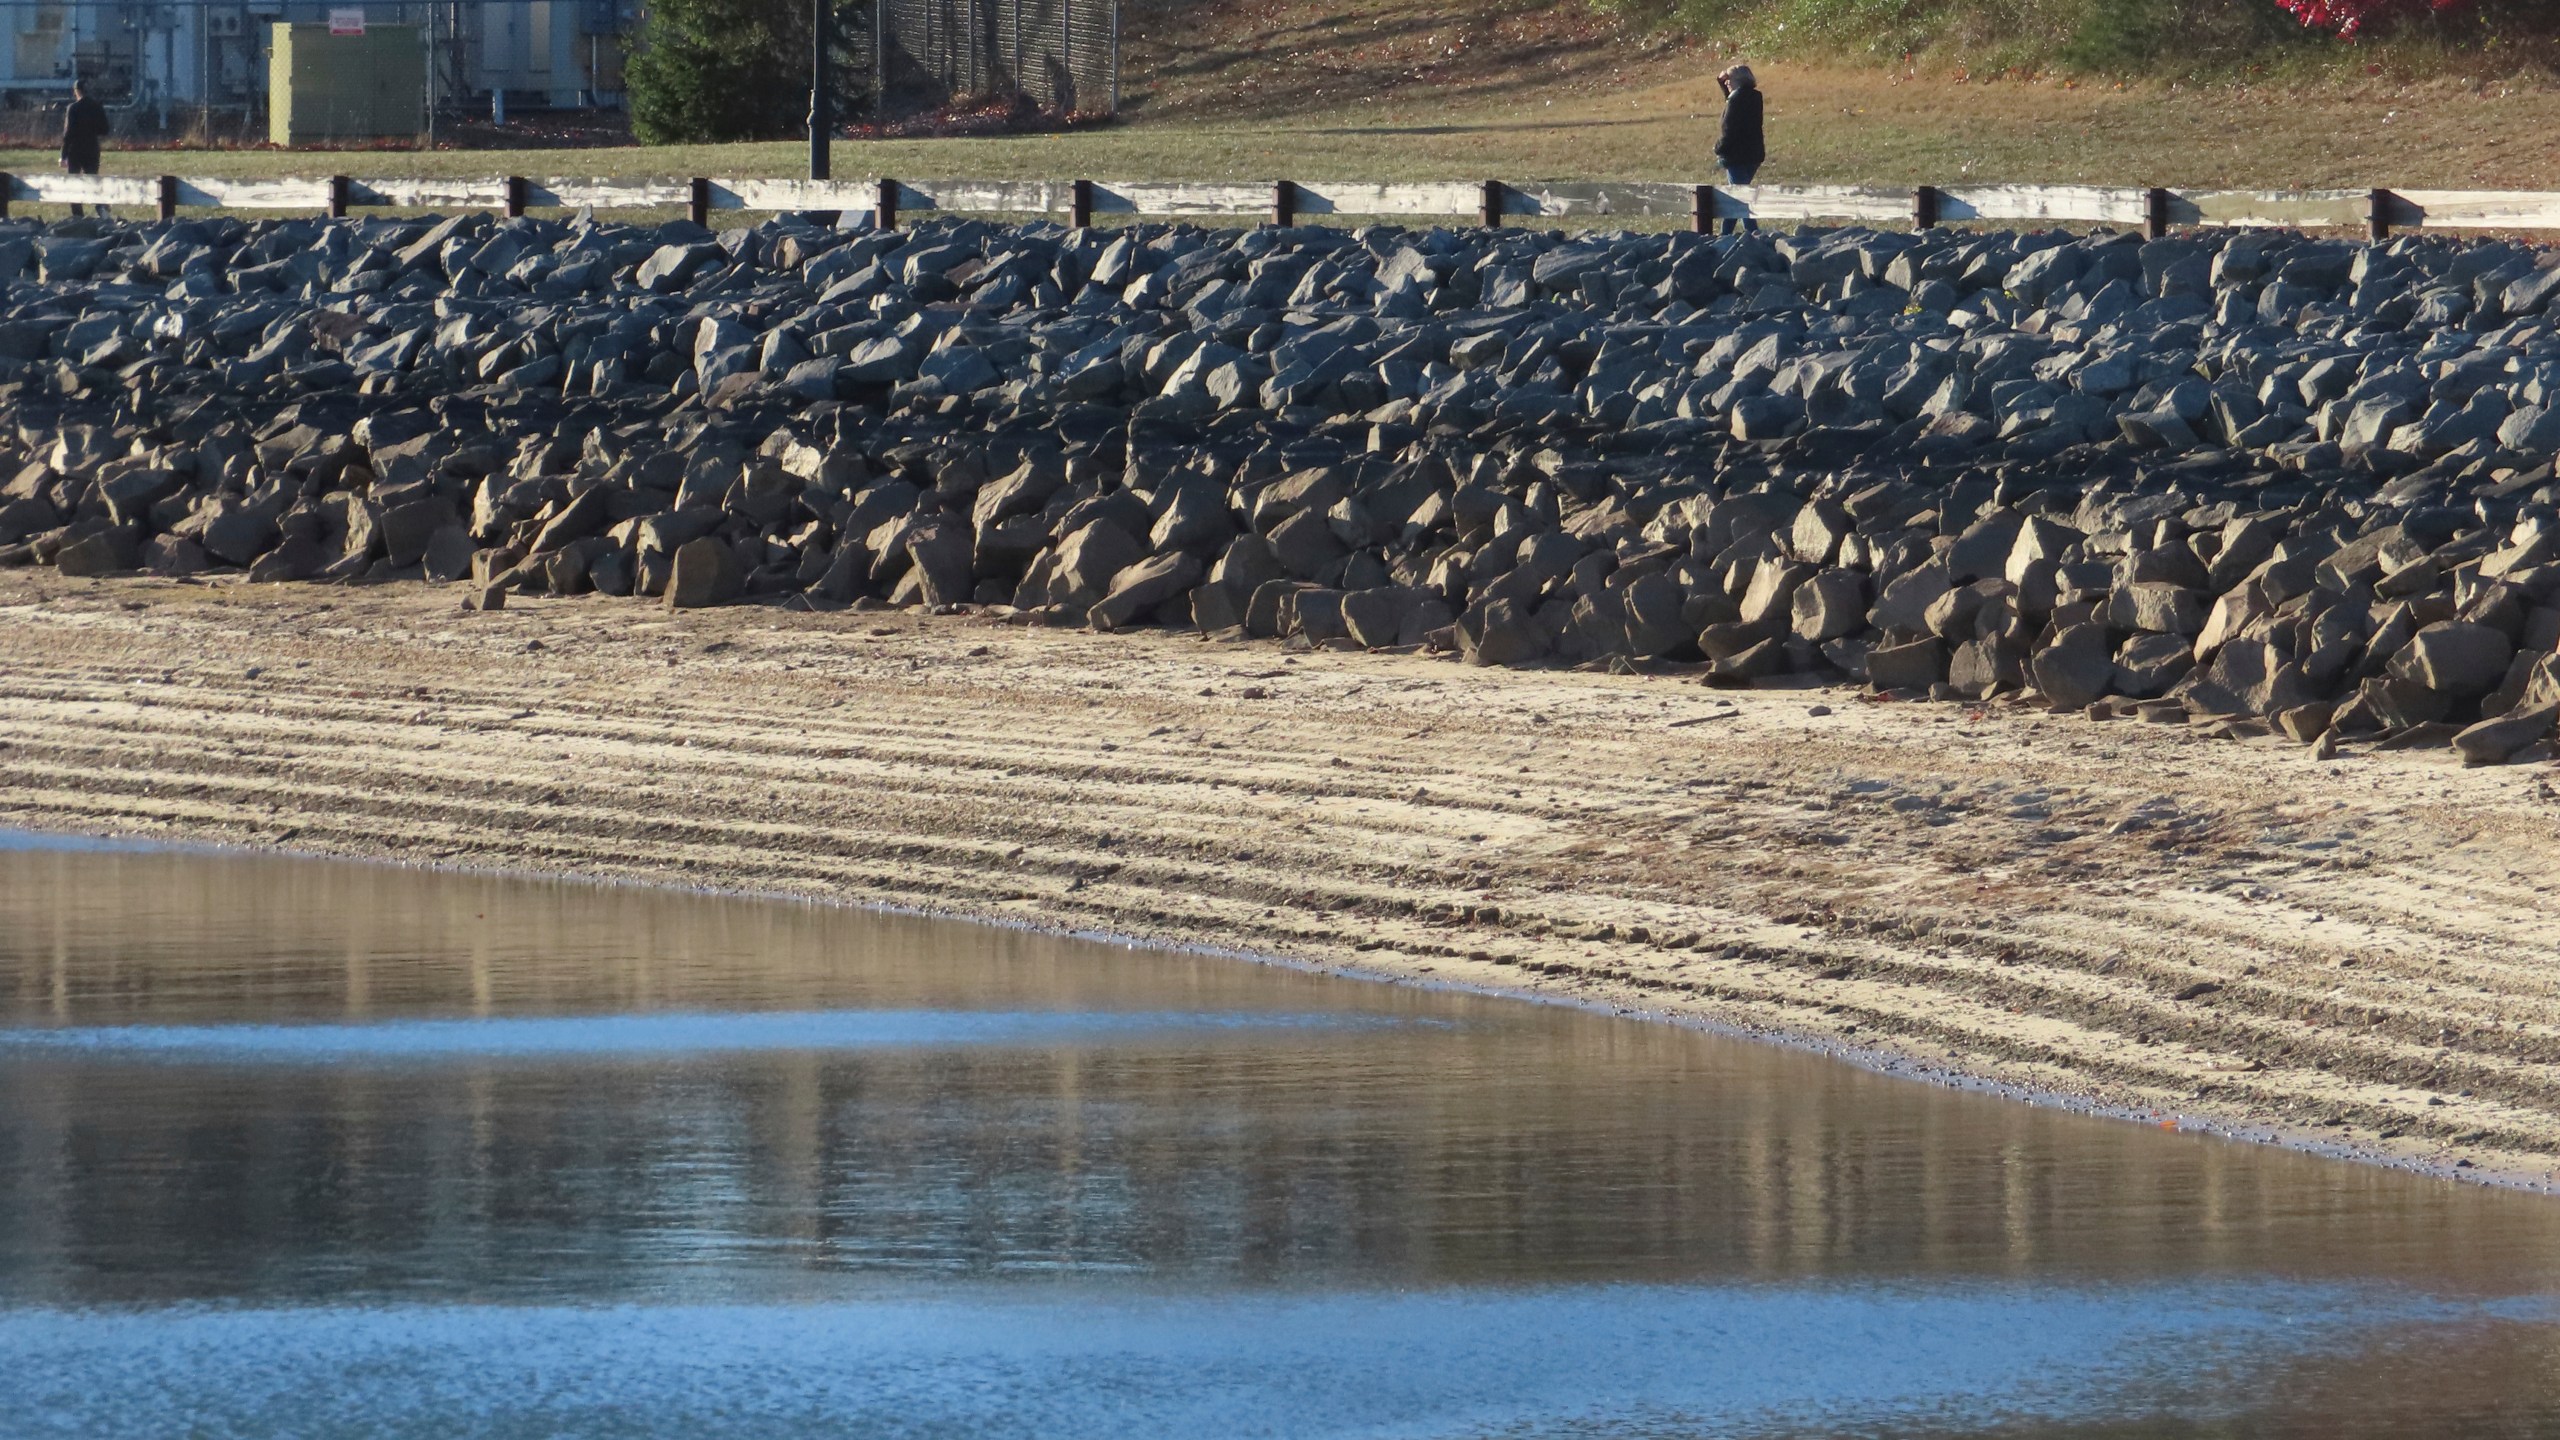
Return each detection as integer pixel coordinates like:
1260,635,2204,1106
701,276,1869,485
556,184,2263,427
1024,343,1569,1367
9,171,2554,238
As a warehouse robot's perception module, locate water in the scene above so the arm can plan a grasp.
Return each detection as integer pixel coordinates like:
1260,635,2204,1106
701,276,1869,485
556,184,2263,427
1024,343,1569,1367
2,838,2557,1438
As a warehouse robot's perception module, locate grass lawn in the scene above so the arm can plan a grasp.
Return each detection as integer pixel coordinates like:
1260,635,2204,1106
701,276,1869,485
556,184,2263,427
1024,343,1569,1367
0,0,2554,199
5,71,2557,194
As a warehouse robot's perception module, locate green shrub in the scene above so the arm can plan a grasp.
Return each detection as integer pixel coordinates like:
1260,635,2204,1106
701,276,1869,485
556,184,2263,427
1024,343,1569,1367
629,0,835,144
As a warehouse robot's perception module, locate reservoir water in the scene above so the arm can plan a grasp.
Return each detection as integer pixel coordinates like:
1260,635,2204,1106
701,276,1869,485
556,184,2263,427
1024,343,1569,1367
2,837,2557,1437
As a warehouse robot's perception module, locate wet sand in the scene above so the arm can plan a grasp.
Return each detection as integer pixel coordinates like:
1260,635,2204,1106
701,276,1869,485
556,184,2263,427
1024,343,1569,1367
4,570,2558,1188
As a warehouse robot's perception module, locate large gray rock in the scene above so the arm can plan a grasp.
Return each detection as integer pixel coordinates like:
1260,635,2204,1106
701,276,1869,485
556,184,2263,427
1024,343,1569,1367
1090,552,1203,630
904,519,974,605
1457,596,1549,667
53,527,137,576
2390,622,2514,697
2183,639,2315,717
1790,568,1867,642
2454,703,2558,766
1866,637,1942,692
2030,623,2113,709
664,536,743,609
2113,632,2194,698
1870,562,1953,635
1267,507,1348,581
636,241,723,293
197,498,281,568
1049,520,1149,609
1947,636,2021,699
2105,582,2205,636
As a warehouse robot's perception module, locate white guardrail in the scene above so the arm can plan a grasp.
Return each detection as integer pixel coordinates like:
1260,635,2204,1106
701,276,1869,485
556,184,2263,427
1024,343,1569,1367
7,172,2557,238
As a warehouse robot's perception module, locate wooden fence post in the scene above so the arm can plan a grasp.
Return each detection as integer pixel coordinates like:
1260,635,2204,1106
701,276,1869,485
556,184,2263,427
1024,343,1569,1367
2143,186,2169,241
875,176,898,230
0,174,15,222
688,177,710,228
1479,179,1503,229
157,175,177,222
1691,184,1714,235
1069,178,1093,229
327,175,349,219
1270,180,1294,228
2368,188,2391,244
1912,184,1940,232
504,175,528,218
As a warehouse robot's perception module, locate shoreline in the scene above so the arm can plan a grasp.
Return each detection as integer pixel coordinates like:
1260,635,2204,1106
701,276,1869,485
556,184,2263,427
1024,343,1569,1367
0,813,2517,1195
5,572,2560,1191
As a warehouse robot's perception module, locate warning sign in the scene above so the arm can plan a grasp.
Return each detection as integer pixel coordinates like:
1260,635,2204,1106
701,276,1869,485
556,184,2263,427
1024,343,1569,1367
328,8,364,33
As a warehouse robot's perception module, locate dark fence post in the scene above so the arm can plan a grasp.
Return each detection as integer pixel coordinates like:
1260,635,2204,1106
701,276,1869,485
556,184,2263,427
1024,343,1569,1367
0,174,16,222
1069,178,1093,229
1479,179,1502,229
2368,188,2392,244
328,175,349,219
505,175,527,218
875,176,899,230
1270,180,1294,228
2143,186,2169,241
1912,184,1940,232
157,175,177,222
688,178,711,228
1691,184,1714,235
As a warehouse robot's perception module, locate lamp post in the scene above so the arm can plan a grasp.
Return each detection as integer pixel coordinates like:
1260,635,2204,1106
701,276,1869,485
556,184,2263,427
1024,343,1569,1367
809,0,831,180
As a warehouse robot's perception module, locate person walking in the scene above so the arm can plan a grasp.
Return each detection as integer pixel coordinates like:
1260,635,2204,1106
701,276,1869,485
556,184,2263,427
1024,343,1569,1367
59,80,109,219
1712,64,1763,235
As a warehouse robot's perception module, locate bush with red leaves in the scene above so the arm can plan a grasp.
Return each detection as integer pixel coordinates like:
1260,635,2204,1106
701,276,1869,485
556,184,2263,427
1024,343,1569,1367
2275,0,2468,39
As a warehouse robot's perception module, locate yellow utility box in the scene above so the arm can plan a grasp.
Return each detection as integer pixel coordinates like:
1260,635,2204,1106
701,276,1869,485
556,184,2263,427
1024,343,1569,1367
268,22,425,147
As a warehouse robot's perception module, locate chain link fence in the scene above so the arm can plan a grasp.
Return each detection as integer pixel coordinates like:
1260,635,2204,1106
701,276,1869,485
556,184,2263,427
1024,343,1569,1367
864,0,1114,117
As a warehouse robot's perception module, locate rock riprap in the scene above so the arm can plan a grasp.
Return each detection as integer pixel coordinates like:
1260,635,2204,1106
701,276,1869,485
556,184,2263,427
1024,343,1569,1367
9,209,2560,761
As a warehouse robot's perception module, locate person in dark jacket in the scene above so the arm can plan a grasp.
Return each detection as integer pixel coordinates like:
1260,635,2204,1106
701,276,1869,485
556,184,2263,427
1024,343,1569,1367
59,80,109,218
1712,65,1763,235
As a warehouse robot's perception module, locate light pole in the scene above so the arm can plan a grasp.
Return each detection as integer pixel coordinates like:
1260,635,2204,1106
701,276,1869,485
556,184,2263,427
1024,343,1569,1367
809,0,831,181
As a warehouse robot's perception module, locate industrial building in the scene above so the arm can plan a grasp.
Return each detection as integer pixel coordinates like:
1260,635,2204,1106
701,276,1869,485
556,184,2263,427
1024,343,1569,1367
0,0,634,128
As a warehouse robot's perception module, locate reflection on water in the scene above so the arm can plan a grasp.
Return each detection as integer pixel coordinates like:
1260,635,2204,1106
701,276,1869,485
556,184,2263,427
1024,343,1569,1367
0,1007,1414,1060
1,840,2558,1437
12,1285,2555,1440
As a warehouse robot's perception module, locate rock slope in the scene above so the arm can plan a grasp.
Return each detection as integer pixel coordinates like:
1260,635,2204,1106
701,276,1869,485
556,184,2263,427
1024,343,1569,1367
8,208,2560,761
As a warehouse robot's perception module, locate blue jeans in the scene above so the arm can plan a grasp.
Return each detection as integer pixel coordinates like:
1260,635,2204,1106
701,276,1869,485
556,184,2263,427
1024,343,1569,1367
1720,162,1759,234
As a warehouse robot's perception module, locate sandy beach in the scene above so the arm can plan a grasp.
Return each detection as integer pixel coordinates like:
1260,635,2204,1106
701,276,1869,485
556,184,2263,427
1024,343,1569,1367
5,569,2558,1188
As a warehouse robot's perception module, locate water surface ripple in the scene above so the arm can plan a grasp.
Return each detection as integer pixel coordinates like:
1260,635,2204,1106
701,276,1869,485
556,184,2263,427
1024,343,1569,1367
2,839,2557,1437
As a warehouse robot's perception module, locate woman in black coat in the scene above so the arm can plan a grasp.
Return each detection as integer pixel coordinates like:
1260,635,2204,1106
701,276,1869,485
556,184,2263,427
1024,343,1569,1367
1712,65,1763,235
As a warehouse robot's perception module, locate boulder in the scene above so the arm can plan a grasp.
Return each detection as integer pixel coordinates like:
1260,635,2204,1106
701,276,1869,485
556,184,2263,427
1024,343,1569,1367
53,527,137,576
2453,703,2558,766
2105,582,2206,636
1090,552,1205,630
2030,624,2113,709
1790,568,1868,642
1948,636,2022,699
1050,520,1149,609
1458,597,1550,667
1866,637,1943,692
2390,622,2514,698
2113,632,2195,698
664,535,744,609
